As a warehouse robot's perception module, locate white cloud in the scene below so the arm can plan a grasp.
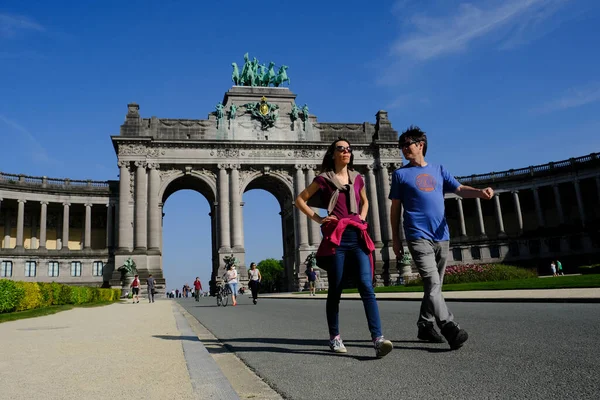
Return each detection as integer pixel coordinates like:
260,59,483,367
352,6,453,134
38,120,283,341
0,13,44,38
533,82,600,113
391,0,569,62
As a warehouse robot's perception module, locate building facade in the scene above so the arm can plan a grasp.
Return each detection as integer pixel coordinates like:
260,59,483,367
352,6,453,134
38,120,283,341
1,84,599,293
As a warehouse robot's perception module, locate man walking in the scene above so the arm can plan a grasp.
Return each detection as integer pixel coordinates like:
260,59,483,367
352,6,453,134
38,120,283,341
147,274,156,303
194,277,203,302
307,267,318,296
389,126,494,350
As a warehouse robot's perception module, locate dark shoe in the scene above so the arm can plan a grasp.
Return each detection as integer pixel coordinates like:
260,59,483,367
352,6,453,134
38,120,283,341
253,299,257,305
418,325,445,343
441,323,469,350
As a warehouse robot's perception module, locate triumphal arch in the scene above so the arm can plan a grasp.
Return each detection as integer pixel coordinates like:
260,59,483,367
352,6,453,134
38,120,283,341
113,54,401,291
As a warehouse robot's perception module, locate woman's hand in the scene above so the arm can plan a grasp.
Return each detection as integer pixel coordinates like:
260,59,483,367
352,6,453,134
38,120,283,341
319,215,338,224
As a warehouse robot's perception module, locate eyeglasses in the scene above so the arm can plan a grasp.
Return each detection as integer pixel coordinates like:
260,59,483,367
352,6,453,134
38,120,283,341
335,145,352,153
400,140,421,149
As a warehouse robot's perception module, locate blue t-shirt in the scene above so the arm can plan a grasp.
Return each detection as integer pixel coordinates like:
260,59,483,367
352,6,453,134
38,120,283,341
389,163,460,241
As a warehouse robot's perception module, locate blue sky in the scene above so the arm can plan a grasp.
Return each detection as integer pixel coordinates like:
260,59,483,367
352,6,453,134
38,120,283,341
1,0,599,290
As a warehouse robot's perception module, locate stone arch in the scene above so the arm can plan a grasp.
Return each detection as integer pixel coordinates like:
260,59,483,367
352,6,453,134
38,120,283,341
158,169,217,204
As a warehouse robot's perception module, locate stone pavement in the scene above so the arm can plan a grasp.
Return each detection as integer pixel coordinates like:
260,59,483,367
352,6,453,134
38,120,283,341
0,299,277,400
263,287,600,302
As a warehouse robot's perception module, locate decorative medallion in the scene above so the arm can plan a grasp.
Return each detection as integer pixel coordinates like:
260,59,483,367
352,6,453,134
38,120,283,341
243,96,280,130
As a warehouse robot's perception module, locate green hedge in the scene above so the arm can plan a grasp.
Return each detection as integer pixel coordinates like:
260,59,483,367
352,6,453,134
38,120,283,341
0,280,121,313
578,265,600,275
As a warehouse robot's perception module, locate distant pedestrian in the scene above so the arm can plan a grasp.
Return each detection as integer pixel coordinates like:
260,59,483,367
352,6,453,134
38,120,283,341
248,262,262,305
295,137,393,358
556,260,564,276
170,289,175,298
130,274,140,304
194,277,203,302
390,125,494,350
306,267,318,296
550,261,557,277
175,289,180,298
147,274,156,303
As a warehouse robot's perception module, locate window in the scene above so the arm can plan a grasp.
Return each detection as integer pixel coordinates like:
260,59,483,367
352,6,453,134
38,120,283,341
509,242,520,257
452,247,462,261
1,261,12,277
489,245,500,259
71,261,82,277
93,261,103,277
48,261,59,277
25,261,37,277
470,246,481,260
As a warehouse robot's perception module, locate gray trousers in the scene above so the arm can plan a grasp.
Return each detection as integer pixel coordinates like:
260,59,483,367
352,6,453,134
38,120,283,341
407,239,454,329
147,288,154,303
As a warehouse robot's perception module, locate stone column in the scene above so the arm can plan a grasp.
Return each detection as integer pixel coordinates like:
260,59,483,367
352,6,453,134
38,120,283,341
552,184,565,225
475,197,486,236
573,180,586,226
84,203,92,249
134,161,148,250
294,165,309,249
147,164,160,250
31,212,38,249
62,202,70,250
493,194,505,236
16,199,26,248
3,207,10,248
456,197,467,237
378,163,393,242
512,191,523,233
532,187,545,227
118,161,132,250
366,164,382,246
230,164,243,249
306,166,321,246
218,164,230,250
106,203,114,248
39,201,48,249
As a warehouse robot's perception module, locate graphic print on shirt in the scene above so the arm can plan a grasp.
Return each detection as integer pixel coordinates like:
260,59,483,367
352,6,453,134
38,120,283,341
416,174,436,192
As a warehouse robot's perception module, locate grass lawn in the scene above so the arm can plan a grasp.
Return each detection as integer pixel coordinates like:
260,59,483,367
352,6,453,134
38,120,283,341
0,301,117,324
295,274,600,294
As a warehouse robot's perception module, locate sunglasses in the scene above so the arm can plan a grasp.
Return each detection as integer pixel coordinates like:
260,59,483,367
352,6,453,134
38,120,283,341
335,145,352,153
400,140,421,149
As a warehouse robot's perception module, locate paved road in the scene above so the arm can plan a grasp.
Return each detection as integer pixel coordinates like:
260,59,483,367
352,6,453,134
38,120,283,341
179,295,600,400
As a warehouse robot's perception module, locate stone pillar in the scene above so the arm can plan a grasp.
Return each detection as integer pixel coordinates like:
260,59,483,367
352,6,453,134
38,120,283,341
366,164,382,246
39,201,48,249
573,180,586,226
378,163,393,242
147,164,160,250
475,197,486,236
62,202,70,250
3,206,10,248
31,212,38,249
118,161,132,250
512,191,523,233
106,203,113,248
294,165,309,249
134,161,148,250
230,164,243,249
494,194,505,236
306,166,321,246
456,197,467,237
16,199,26,248
84,203,92,249
552,184,565,225
532,187,545,227
218,164,231,250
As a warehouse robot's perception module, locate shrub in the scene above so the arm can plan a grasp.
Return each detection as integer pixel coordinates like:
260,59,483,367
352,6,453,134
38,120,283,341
578,265,600,275
37,282,55,307
0,280,24,313
15,282,43,311
407,264,537,285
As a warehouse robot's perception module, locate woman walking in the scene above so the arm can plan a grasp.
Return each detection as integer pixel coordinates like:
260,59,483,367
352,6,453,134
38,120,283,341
130,274,140,304
224,265,239,306
248,262,262,305
295,137,393,358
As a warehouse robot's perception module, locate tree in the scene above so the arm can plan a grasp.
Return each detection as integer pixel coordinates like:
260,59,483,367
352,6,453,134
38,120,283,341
257,258,284,292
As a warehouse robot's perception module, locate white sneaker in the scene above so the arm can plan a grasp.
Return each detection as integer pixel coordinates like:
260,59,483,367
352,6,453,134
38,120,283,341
329,337,347,353
374,336,393,358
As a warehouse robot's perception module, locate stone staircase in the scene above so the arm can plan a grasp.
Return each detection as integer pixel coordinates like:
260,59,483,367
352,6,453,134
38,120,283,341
110,271,167,298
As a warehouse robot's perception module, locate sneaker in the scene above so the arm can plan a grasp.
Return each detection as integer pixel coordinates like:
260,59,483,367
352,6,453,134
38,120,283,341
374,336,393,358
417,325,445,343
441,323,469,350
329,337,348,353
253,299,257,305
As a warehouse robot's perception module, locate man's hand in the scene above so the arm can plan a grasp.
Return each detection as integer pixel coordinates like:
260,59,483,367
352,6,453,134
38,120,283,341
392,237,404,258
480,187,494,200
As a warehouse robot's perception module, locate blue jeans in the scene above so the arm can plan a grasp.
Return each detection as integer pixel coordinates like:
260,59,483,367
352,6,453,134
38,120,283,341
326,227,382,339
227,282,238,296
